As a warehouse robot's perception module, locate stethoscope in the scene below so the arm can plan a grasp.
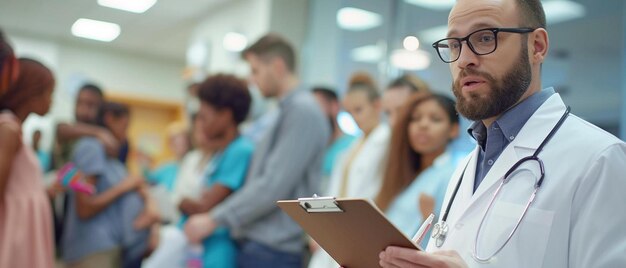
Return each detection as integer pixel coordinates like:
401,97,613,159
431,106,570,262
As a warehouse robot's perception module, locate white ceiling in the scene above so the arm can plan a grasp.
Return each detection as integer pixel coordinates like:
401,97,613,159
0,0,230,62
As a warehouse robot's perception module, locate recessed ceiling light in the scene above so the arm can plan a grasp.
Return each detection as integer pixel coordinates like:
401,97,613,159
419,25,448,44
98,0,157,13
71,18,120,42
223,32,248,52
391,49,430,70
403,36,420,51
337,7,382,31
404,0,455,11
543,0,586,25
350,45,383,63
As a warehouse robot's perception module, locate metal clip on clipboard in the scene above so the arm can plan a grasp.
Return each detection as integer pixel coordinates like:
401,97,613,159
298,194,343,213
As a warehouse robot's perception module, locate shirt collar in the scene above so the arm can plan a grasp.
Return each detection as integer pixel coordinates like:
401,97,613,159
278,85,303,109
467,87,556,147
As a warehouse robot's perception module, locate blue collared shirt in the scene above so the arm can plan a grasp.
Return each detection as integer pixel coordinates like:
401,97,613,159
469,88,555,192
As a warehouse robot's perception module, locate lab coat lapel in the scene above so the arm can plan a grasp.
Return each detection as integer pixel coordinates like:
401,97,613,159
445,147,478,224
455,94,567,221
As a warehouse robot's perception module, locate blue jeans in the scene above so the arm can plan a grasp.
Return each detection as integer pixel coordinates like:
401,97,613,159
237,240,302,268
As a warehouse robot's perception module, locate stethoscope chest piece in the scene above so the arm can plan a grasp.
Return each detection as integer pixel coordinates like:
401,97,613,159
432,221,449,247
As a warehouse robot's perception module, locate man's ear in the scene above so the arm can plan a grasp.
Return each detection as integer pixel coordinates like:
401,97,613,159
531,28,549,65
271,57,286,74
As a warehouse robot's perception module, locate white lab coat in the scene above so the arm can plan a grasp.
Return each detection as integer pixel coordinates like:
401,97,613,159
309,124,390,268
325,123,390,199
426,94,626,267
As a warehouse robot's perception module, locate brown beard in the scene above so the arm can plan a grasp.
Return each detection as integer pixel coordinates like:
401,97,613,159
452,45,531,121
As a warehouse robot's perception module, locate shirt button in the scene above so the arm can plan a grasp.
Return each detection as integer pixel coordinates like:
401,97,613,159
509,136,515,141
487,159,494,165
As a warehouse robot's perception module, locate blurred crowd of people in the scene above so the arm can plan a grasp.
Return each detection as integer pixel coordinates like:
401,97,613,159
1,29,468,268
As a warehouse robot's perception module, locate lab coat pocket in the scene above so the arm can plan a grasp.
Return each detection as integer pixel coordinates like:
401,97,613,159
477,201,554,267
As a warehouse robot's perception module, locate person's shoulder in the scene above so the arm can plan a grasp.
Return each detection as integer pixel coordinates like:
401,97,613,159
290,90,321,111
74,137,104,153
567,115,624,148
0,112,20,136
229,136,255,155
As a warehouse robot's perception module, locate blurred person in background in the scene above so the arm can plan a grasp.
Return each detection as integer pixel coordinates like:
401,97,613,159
166,113,213,223
0,58,56,267
184,33,329,268
142,121,191,192
32,129,52,172
0,29,19,99
54,84,120,167
145,74,255,268
381,74,431,127
311,86,355,193
61,102,159,268
326,72,389,199
376,93,460,249
308,72,390,268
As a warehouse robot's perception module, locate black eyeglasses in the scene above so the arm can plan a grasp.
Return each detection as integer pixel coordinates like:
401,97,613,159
431,27,536,63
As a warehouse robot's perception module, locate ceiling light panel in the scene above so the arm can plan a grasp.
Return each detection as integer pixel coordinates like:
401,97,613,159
71,18,121,42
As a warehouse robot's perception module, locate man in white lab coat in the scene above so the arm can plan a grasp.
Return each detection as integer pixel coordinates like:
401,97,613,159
379,0,626,267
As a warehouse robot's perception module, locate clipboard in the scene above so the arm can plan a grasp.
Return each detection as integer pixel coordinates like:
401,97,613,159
277,196,421,268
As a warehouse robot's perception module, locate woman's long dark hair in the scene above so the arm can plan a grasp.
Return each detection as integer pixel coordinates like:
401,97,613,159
375,93,459,211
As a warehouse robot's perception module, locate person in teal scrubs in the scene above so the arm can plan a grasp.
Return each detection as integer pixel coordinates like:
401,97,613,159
177,74,254,268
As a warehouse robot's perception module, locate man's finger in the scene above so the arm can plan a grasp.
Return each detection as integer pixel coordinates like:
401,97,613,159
383,246,443,267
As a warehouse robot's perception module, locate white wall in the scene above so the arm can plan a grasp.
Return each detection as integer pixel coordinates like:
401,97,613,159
302,0,342,89
6,33,186,150
189,0,271,78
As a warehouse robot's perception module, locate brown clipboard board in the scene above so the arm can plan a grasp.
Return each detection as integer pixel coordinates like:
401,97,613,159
277,196,421,268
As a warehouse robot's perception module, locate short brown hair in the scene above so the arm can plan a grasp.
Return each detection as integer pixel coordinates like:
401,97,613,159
242,33,297,73
517,0,546,29
198,74,251,124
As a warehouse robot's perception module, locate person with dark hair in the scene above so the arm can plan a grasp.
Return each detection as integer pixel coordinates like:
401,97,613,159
0,58,56,267
311,86,356,189
0,30,19,98
145,74,255,268
180,73,255,268
61,101,159,268
184,34,330,268
380,0,626,267
54,83,119,167
376,93,460,250
382,74,431,126
51,82,121,255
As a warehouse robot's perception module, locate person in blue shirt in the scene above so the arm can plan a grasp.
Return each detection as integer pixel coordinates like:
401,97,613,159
171,74,253,268
62,102,160,268
376,93,461,249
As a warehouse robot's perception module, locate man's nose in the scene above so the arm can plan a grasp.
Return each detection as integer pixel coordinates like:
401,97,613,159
456,42,479,69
